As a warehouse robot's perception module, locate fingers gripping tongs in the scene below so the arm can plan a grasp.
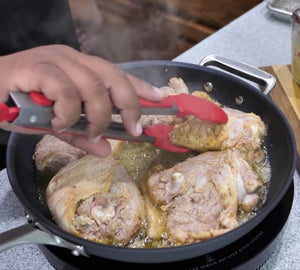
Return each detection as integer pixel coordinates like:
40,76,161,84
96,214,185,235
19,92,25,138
0,92,228,153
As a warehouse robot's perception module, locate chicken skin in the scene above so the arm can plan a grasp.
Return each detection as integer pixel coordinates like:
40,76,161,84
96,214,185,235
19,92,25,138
169,107,266,163
33,134,86,177
147,149,263,245
46,154,146,244
34,134,122,176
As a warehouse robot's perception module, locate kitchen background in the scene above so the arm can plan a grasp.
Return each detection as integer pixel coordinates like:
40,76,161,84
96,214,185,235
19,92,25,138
73,0,262,62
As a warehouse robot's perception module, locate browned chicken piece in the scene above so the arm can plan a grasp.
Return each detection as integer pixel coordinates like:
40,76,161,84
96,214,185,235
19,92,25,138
169,107,266,163
46,154,146,244
146,149,263,245
33,134,122,176
164,77,189,95
112,77,265,165
33,134,86,176
192,90,221,106
221,108,266,162
139,78,189,126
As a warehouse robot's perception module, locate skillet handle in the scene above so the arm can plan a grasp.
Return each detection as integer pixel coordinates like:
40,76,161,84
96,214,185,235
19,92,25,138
199,55,276,95
0,223,87,257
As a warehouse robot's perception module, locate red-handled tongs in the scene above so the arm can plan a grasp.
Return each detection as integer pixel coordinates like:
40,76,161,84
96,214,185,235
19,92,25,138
0,92,228,153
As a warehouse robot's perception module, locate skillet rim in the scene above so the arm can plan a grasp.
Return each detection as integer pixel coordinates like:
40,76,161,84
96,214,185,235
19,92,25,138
5,60,297,263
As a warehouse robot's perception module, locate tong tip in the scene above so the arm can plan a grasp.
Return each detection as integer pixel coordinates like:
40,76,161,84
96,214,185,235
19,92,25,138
144,124,190,153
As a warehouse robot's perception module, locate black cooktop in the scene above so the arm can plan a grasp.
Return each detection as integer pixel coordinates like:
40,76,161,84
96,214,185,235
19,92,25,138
39,180,294,270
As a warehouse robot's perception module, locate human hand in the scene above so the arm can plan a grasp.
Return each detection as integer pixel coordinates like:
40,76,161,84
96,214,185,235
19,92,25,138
0,45,163,156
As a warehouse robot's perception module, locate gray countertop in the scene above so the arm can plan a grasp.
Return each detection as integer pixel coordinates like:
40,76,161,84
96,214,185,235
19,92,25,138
174,1,291,67
0,1,299,269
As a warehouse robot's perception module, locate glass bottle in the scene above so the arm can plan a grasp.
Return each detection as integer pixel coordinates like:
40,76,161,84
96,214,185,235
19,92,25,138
291,8,300,85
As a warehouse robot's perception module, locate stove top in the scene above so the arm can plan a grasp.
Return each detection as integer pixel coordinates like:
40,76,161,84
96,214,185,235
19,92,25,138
39,181,294,270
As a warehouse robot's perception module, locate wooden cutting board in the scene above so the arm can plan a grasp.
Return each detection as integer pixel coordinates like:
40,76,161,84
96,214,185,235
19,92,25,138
261,65,300,171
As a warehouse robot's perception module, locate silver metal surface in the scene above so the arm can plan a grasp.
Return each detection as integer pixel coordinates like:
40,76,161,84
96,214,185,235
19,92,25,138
103,122,155,143
199,55,276,95
10,92,54,127
266,0,300,22
0,223,88,257
112,104,179,115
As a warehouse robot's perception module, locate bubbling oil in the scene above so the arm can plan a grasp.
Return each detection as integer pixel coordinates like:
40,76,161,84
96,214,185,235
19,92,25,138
112,141,271,248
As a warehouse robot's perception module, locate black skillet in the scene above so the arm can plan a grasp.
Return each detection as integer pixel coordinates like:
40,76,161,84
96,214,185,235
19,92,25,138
0,55,297,263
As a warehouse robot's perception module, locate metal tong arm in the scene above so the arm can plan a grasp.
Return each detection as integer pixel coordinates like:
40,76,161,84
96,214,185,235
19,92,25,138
29,91,227,121
8,92,227,132
103,122,155,143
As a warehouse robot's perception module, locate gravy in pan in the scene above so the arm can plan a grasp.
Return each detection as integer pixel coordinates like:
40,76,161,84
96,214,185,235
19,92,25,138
37,139,270,248
112,141,271,248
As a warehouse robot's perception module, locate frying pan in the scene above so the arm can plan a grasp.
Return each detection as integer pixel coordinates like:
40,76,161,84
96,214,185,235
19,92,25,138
0,55,297,264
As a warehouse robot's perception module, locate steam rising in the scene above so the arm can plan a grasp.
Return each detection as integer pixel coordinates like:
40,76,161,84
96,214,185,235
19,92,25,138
81,1,181,62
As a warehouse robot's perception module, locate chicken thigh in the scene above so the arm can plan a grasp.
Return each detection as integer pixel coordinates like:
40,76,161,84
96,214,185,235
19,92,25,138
33,134,86,177
147,149,263,245
169,107,266,163
34,134,122,176
46,154,146,244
